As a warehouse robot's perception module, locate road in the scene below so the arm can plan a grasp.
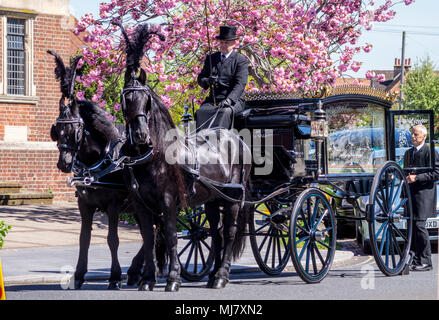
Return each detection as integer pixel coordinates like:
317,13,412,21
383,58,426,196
3,242,438,301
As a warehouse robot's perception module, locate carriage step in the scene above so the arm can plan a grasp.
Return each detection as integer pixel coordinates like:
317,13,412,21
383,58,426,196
0,182,22,194
0,192,54,206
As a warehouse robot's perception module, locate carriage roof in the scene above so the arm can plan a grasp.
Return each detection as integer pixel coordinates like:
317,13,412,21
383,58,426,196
243,85,396,111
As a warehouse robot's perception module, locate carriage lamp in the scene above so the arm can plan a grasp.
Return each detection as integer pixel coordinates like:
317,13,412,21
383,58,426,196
311,100,328,140
181,105,193,137
311,100,328,176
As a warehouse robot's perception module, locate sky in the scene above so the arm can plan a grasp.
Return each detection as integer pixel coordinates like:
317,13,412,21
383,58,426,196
69,0,439,79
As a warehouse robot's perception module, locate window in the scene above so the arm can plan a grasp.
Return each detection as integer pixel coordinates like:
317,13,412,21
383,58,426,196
326,104,386,174
0,13,36,100
7,17,26,95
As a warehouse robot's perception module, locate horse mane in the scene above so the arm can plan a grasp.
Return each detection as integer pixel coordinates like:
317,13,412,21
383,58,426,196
76,100,121,142
146,86,188,208
146,86,177,152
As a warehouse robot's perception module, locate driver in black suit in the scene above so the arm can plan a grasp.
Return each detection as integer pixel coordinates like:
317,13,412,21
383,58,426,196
195,25,248,131
403,124,439,271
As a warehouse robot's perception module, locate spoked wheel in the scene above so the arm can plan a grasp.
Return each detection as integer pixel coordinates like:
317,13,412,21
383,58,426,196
177,206,214,281
290,188,336,284
368,161,413,276
249,200,291,275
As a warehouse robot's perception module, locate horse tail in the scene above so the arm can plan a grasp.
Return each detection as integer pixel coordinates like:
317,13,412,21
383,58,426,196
231,179,253,261
155,220,168,277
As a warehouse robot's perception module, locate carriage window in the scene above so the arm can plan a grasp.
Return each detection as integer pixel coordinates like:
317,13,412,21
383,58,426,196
391,113,432,169
326,104,386,174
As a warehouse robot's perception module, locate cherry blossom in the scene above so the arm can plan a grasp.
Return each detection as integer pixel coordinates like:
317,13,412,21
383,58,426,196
74,0,415,116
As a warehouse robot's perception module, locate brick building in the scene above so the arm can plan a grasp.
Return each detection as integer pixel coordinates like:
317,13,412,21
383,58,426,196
0,0,83,201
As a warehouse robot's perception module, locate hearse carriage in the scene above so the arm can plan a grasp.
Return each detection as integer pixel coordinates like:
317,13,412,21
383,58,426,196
177,85,436,283
62,81,435,285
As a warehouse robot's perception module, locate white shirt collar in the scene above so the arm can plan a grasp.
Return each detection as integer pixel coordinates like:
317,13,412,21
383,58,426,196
221,50,233,60
416,142,424,151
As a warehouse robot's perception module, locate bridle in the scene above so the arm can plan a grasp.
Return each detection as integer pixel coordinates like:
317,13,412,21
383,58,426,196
120,77,151,144
54,105,88,174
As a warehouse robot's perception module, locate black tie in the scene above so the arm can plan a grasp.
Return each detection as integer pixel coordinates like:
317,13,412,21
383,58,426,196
221,54,225,62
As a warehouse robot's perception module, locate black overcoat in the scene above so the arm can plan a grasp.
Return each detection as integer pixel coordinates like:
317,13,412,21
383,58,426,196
197,50,248,105
403,144,439,220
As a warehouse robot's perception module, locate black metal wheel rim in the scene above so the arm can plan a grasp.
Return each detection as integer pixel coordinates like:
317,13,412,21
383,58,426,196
290,188,336,284
369,161,413,276
177,206,214,281
249,200,291,275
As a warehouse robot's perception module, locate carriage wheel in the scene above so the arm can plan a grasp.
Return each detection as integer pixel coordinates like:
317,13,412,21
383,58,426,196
290,188,336,284
368,161,413,276
177,206,214,281
249,200,291,275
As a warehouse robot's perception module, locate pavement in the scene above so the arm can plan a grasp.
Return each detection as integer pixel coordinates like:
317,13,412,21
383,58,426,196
0,202,354,286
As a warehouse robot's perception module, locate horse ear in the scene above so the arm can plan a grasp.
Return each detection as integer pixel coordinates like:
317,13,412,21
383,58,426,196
139,68,147,85
50,124,58,141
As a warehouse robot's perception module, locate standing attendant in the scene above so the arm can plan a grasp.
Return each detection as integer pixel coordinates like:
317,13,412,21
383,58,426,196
195,25,248,131
403,124,439,271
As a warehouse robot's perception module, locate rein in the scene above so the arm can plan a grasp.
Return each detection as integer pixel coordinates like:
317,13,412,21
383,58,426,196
68,140,155,188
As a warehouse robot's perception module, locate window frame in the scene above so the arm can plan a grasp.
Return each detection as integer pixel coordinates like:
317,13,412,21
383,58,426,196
0,11,36,102
6,17,26,95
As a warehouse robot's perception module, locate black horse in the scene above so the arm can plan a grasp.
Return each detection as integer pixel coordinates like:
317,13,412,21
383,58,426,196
47,51,163,290
116,23,252,289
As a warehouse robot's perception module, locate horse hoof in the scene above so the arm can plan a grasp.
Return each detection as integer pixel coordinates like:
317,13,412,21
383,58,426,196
206,278,215,288
212,278,228,289
107,280,122,290
74,279,84,290
138,281,156,291
126,274,141,287
165,281,181,292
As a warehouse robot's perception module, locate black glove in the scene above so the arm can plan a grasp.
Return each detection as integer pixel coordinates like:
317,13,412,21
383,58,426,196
218,98,233,108
202,76,218,87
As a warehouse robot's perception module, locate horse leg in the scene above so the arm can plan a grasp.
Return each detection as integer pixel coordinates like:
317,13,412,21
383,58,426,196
126,244,144,286
136,212,157,291
205,200,223,288
74,198,95,289
126,214,144,286
211,200,241,289
162,198,181,292
106,206,122,290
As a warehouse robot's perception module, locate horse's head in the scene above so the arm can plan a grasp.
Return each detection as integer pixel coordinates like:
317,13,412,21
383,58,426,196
113,21,165,145
122,68,152,145
47,50,84,172
50,100,85,173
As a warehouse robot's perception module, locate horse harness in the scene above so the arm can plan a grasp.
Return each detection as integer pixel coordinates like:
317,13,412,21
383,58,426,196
120,78,151,144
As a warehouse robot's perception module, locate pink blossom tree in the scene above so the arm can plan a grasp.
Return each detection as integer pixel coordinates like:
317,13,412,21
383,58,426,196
74,0,415,121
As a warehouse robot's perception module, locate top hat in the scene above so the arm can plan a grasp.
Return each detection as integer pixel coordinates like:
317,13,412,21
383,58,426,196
215,26,238,41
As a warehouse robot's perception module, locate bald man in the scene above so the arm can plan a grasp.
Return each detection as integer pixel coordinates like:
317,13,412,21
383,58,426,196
403,125,439,271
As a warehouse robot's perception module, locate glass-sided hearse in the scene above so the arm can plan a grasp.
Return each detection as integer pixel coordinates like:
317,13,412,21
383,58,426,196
319,87,438,254
178,85,437,284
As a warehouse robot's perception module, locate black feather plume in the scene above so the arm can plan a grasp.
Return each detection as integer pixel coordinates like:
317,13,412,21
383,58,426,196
114,22,166,72
47,50,82,99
